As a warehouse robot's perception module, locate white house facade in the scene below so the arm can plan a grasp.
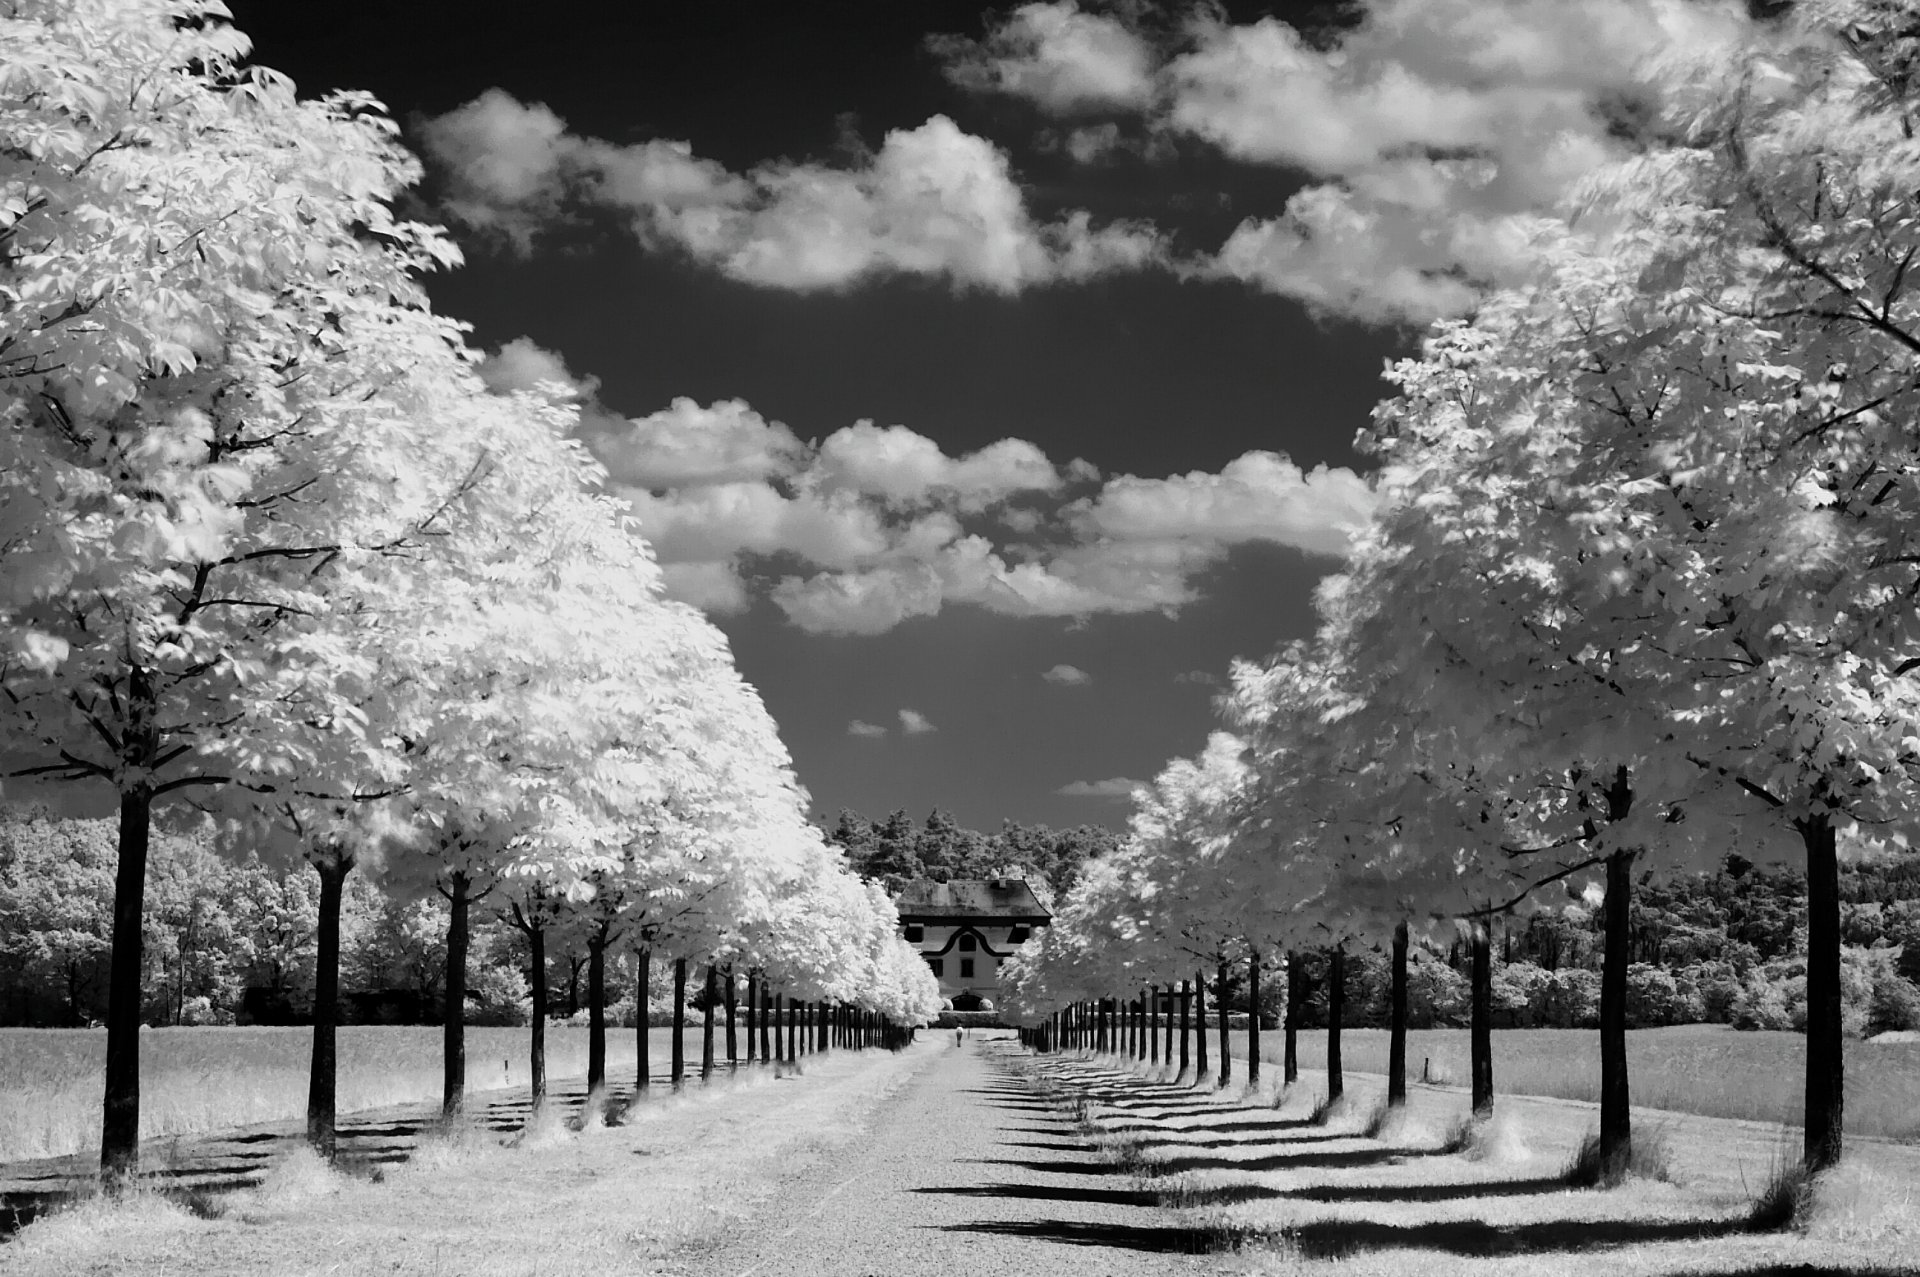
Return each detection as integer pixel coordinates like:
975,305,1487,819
893,879,1051,1011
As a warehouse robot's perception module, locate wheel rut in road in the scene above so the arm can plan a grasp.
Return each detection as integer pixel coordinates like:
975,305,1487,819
681,1037,1210,1277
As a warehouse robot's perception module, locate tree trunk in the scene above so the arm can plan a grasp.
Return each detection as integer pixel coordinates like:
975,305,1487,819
1216,961,1232,1088
1193,971,1208,1079
671,957,687,1084
759,983,772,1062
1179,979,1191,1078
587,931,607,1097
1327,944,1345,1103
635,947,651,1092
1247,950,1262,1088
701,964,717,1079
306,854,349,1159
725,966,739,1065
100,781,153,1180
1163,984,1174,1066
529,923,547,1113
1284,950,1301,1086
443,870,470,1119
1388,921,1409,1108
1801,810,1843,1172
744,971,757,1064
1147,984,1158,1065
1600,846,1634,1182
1470,921,1493,1117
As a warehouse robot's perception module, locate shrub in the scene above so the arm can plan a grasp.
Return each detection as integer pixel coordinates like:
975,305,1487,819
1490,962,1549,1028
1408,955,1468,1028
1531,968,1601,1029
1731,976,1794,1031
1626,963,1701,1027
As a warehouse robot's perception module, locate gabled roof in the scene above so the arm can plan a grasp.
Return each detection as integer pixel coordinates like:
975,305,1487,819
893,878,1052,923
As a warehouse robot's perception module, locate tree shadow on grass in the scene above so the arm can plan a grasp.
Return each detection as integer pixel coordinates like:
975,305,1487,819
1285,1213,1752,1260
999,1141,1093,1152
1152,1145,1417,1175
1279,1176,1569,1204
929,1218,1240,1254
914,1183,1157,1207
961,1158,1117,1176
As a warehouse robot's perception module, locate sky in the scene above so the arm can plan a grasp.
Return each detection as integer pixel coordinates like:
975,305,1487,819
222,0,1754,831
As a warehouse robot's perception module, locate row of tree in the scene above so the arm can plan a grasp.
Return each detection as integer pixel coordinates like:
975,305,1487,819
1004,0,1920,1182
824,807,1117,899
0,0,938,1177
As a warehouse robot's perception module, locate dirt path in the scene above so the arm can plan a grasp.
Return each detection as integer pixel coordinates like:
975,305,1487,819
675,1036,1206,1277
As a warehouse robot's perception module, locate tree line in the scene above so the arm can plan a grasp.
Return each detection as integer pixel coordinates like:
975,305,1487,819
0,0,938,1179
1005,0,1920,1187
823,807,1117,899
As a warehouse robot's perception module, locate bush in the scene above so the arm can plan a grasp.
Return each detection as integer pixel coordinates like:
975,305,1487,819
1626,963,1701,1027
1408,955,1468,1028
1731,976,1795,1031
1531,968,1601,1029
1490,962,1549,1028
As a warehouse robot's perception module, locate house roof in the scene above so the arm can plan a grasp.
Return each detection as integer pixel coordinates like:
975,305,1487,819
893,878,1052,923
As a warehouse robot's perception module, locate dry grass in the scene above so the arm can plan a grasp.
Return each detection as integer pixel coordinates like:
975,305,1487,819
3,1041,928,1276
1038,1053,1920,1277
0,1025,690,1162
1269,1024,1920,1139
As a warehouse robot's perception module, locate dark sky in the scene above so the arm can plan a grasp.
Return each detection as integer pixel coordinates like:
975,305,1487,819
227,0,1410,831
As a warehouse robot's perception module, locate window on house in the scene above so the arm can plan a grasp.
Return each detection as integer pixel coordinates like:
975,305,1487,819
960,959,975,978
904,925,923,942
927,958,943,976
1008,926,1029,943
958,934,977,952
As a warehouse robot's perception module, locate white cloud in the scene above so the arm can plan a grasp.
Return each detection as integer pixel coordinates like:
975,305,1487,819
932,2,1156,113
1069,451,1375,558
476,336,589,397
898,708,938,735
1042,663,1091,686
422,96,1162,292
488,333,1375,634
935,0,1760,321
1174,669,1221,687
847,719,889,738
1057,777,1145,800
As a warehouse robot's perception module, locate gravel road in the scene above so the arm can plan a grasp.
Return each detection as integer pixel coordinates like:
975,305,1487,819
678,1035,1205,1277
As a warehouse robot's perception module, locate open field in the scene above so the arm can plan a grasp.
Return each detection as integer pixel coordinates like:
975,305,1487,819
1244,1025,1920,1141
0,1024,720,1163
0,1035,935,1277
1037,1049,1920,1277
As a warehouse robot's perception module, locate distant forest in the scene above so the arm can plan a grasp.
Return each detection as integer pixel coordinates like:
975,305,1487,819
5,804,1917,1035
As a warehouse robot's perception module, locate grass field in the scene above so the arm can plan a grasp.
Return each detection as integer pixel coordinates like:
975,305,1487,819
0,1023,724,1163
1249,1024,1920,1141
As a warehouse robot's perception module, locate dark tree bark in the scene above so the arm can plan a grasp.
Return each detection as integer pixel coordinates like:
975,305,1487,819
101,780,152,1180
743,971,757,1064
306,853,350,1158
1193,971,1208,1079
1600,847,1635,1182
671,957,687,1084
1246,951,1262,1088
1163,984,1174,1066
443,870,471,1118
1284,950,1301,1086
701,964,717,1079
528,922,547,1113
635,947,651,1092
587,930,607,1097
1470,922,1493,1117
1327,944,1345,1103
1388,921,1409,1108
1167,983,1182,1075
725,966,738,1065
1801,809,1843,1172
759,983,772,1062
1216,961,1232,1088
1147,984,1158,1065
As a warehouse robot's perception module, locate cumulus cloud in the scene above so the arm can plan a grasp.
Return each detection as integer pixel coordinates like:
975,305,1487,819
847,719,889,738
1057,777,1145,800
931,2,1156,113
935,0,1760,321
422,94,1162,292
492,336,1374,635
1042,664,1091,685
1069,451,1376,558
898,708,938,735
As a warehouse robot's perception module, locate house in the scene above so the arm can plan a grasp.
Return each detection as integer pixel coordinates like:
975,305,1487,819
893,879,1051,1011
